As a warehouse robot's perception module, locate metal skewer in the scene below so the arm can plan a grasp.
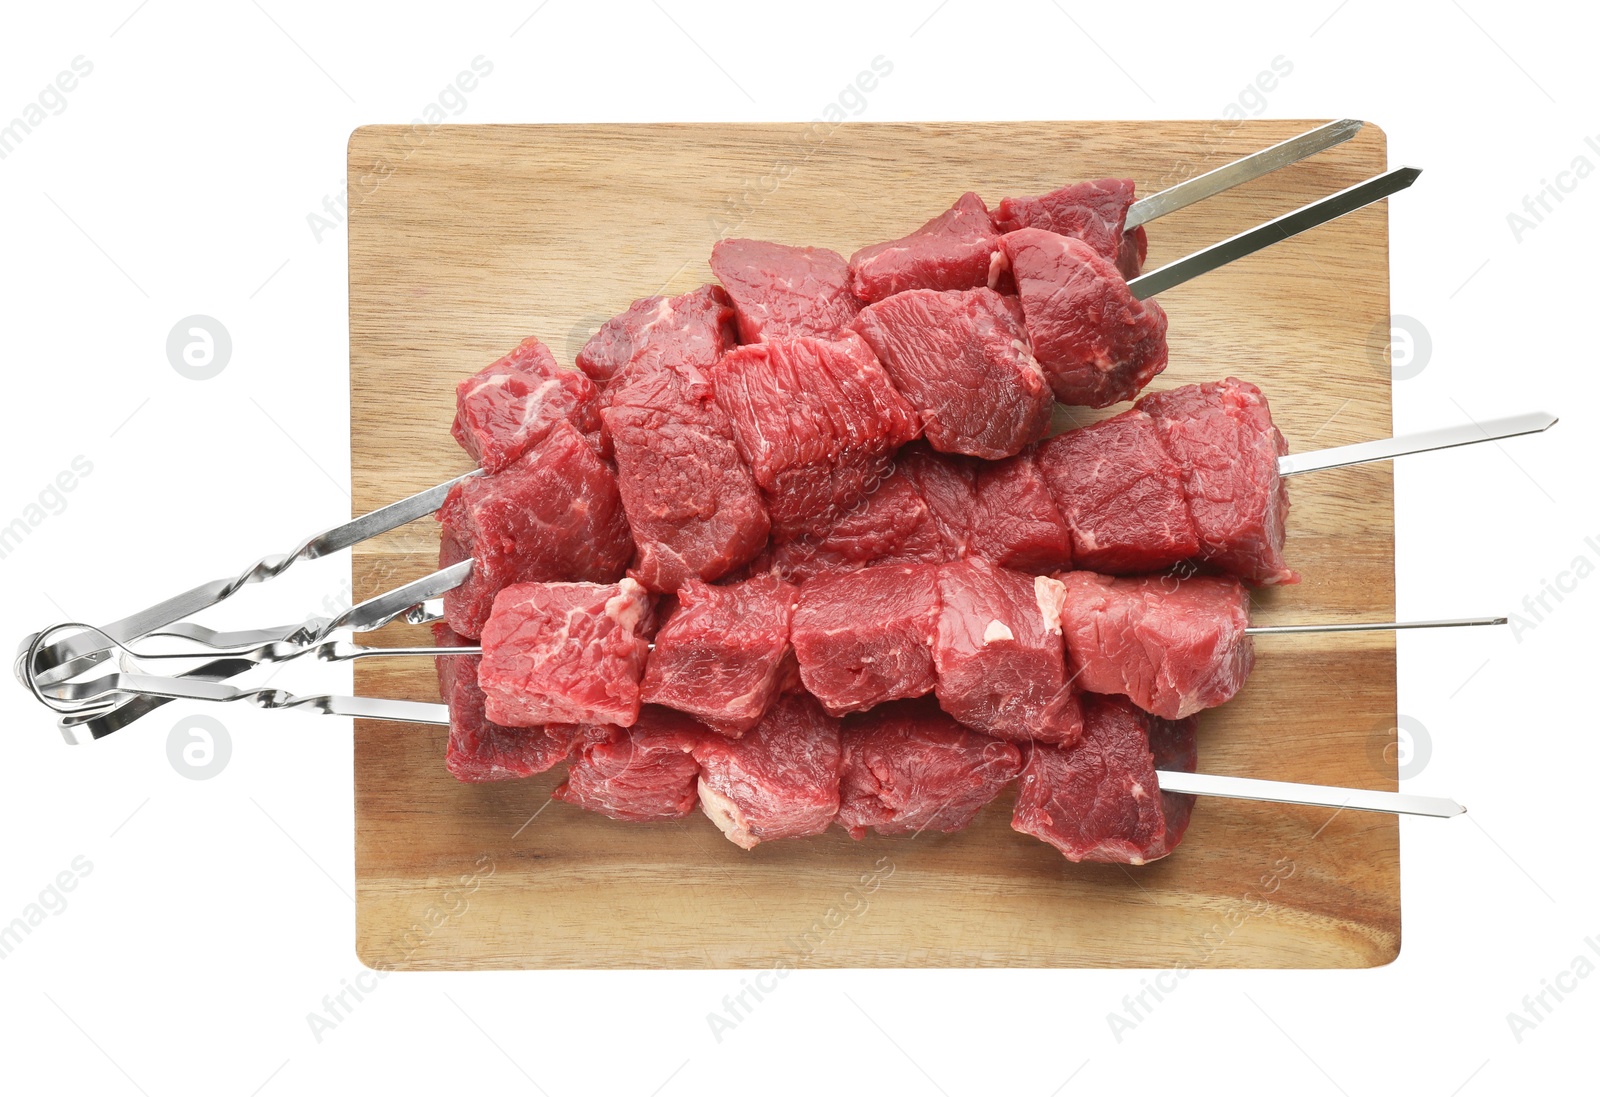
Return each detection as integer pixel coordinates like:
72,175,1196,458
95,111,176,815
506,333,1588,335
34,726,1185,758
29,639,1465,819
14,471,479,689
1245,615,1506,635
1127,166,1421,299
1155,770,1463,818
1124,119,1365,230
1278,411,1558,476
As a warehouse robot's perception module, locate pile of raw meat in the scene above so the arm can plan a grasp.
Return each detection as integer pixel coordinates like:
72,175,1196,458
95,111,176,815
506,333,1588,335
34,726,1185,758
432,176,1296,866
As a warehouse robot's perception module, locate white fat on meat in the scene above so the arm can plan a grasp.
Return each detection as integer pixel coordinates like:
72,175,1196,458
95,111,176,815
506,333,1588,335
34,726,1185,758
1034,575,1067,635
605,578,650,633
982,619,1014,644
698,777,759,850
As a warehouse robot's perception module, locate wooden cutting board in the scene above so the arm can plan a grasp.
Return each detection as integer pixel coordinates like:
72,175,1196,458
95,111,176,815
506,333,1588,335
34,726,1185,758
348,121,1399,969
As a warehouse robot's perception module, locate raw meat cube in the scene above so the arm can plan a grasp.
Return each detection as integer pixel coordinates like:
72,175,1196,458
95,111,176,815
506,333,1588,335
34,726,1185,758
1035,408,1199,574
451,337,602,472
439,420,634,637
968,449,1074,573
1137,378,1298,586
1012,693,1191,864
602,362,770,592
693,693,843,849
993,177,1148,279
792,562,941,716
553,706,706,821
477,578,656,727
1056,571,1255,719
711,333,921,541
756,466,945,583
639,575,799,737
838,697,1023,838
848,192,1004,302
894,443,978,561
709,238,861,342
852,287,1053,459
576,284,739,389
932,559,1082,744
432,622,581,781
999,227,1169,408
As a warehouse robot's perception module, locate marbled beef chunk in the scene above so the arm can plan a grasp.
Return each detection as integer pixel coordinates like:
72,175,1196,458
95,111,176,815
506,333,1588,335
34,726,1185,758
1137,377,1297,586
999,227,1168,408
450,336,602,473
553,707,706,822
712,333,920,542
932,559,1082,744
848,192,1004,302
693,694,843,849
1035,408,1199,575
576,284,739,392
1012,694,1196,865
993,177,1147,279
852,287,1052,460
710,238,861,342
639,576,798,737
791,562,941,716
477,578,655,728
838,697,1022,838
1056,571,1254,719
602,361,770,592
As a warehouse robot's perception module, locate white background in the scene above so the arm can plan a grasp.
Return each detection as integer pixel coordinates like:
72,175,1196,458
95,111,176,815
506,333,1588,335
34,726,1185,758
1,1,1595,1093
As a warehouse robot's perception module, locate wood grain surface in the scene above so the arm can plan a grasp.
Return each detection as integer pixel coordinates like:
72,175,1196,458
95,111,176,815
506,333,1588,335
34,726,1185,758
348,121,1399,969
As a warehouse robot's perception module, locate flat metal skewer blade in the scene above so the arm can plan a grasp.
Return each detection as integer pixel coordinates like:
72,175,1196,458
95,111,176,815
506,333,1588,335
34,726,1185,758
1278,411,1557,476
1246,615,1507,635
1127,166,1421,299
1124,118,1365,230
1156,770,1464,818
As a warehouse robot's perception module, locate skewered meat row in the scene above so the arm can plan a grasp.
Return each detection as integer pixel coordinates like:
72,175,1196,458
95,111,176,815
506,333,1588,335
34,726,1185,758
439,335,1292,637
745,374,1293,588
462,556,1248,774
437,619,1197,865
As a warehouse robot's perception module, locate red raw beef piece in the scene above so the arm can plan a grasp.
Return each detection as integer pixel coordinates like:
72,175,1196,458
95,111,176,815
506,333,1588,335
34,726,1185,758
852,287,1053,460
1143,708,1199,860
757,466,946,583
451,337,603,472
895,443,979,561
439,420,634,637
848,192,1004,302
711,333,921,541
999,228,1169,408
932,559,1082,744
478,578,656,727
553,706,706,821
838,697,1023,838
576,284,739,391
710,238,862,342
968,450,1074,573
693,693,843,848
602,362,770,592
993,177,1148,279
792,562,941,716
1035,408,1199,574
1137,378,1298,586
1012,693,1188,864
1056,571,1255,719
639,575,799,737
432,622,580,782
